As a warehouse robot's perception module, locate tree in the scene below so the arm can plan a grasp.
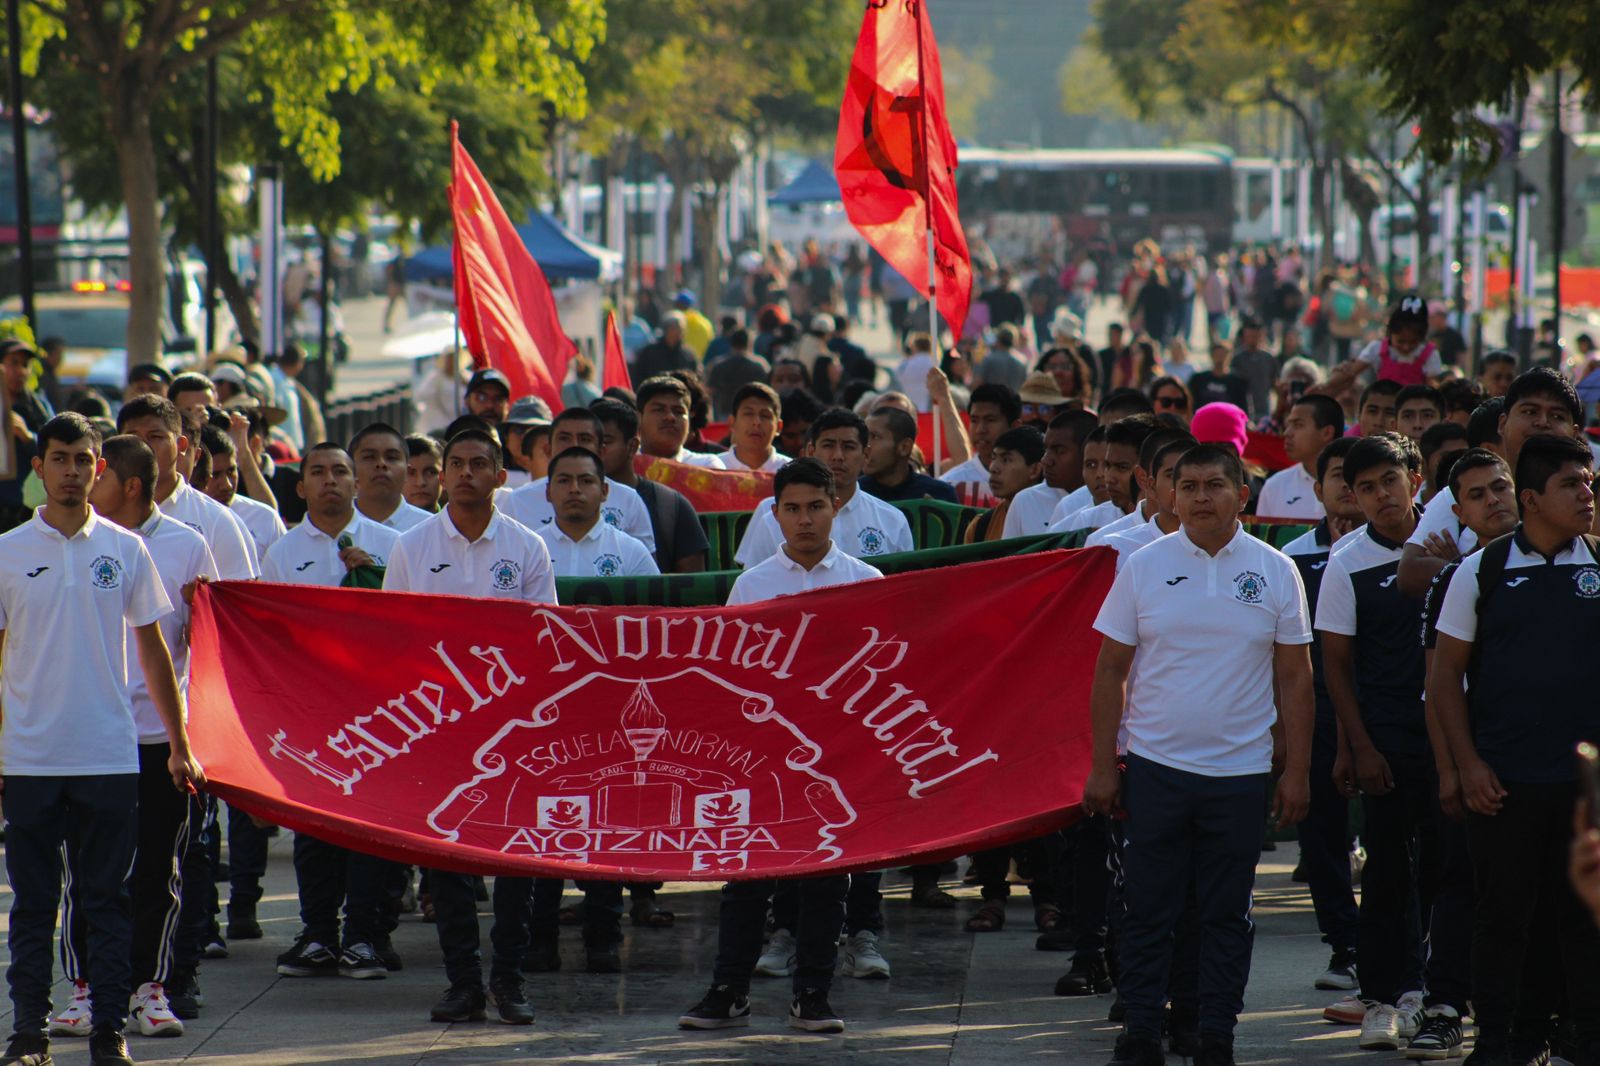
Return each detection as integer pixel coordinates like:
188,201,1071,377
10,0,601,363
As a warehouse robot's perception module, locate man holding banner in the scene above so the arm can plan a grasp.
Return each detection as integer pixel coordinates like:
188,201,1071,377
1084,444,1313,1066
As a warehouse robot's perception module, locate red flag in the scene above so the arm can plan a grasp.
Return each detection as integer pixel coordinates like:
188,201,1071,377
188,548,1112,879
602,310,632,392
449,122,575,411
835,0,971,340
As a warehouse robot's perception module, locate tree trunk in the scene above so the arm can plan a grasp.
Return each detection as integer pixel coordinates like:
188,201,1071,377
108,86,165,369
698,181,725,313
216,253,260,347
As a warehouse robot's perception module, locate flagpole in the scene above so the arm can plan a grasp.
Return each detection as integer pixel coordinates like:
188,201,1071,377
916,1,942,475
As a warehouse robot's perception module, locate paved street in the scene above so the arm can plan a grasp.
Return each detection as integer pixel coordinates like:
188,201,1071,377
0,837,1398,1064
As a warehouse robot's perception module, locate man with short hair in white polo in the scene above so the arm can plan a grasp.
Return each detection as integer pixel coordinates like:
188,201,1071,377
383,428,554,1027
1082,442,1314,1066
534,447,657,578
0,413,204,1066
502,407,656,550
734,408,912,567
351,422,432,532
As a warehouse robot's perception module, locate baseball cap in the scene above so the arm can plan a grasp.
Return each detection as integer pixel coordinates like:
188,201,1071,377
210,362,249,387
127,362,173,386
502,396,553,427
1190,402,1250,456
673,289,697,308
466,367,512,396
809,313,835,334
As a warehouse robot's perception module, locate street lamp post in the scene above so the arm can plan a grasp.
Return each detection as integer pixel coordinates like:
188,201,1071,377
6,0,34,333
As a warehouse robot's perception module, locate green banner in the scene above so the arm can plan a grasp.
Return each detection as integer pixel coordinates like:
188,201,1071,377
695,498,985,570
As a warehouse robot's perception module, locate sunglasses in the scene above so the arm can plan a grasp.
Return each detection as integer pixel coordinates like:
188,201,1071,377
1155,395,1188,411
1022,403,1063,419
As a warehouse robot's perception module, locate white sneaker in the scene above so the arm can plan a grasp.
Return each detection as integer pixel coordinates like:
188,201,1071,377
129,981,185,1037
754,929,796,977
1360,1002,1404,1050
49,980,93,1037
842,930,891,979
1395,991,1426,1040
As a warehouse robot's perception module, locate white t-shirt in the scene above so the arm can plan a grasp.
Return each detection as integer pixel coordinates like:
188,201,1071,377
714,449,790,474
898,353,936,411
160,479,258,580
734,489,913,567
1255,463,1325,521
501,477,657,551
229,493,287,555
1406,485,1478,554
360,497,432,533
1003,483,1072,539
261,513,400,588
0,510,173,775
726,543,884,605
131,510,218,742
938,455,988,486
1045,484,1096,528
384,507,557,603
1093,524,1311,776
669,448,724,469
535,520,659,579
1054,499,1125,534
1085,501,1152,548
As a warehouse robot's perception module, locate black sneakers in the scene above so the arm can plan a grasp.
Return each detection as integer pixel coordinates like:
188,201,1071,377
226,902,263,941
1110,1032,1165,1065
1195,1036,1236,1066
1406,1006,1464,1061
521,941,560,973
88,1027,134,1065
276,935,339,977
166,972,202,1020
1056,954,1114,996
787,987,845,1034
372,934,403,972
489,982,535,1026
1166,1011,1200,1058
677,985,752,1030
0,1032,51,1066
337,942,387,980
429,984,487,1023
585,940,621,974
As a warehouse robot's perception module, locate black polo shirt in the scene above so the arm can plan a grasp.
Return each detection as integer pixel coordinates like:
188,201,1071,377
1282,520,1343,724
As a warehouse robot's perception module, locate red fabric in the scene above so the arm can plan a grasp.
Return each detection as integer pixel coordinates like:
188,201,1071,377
188,549,1113,879
634,454,774,512
835,0,971,340
1243,431,1292,473
449,122,574,411
602,310,632,393
916,410,970,466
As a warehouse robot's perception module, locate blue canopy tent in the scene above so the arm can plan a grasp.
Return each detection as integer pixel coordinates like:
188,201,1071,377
402,210,620,283
768,160,841,205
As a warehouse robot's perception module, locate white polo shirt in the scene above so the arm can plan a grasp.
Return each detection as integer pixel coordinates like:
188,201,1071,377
501,477,657,551
229,493,287,555
1407,485,1478,554
726,543,884,605
261,512,400,588
535,519,659,579
0,510,173,775
734,488,913,567
131,509,218,743
1094,524,1312,776
1085,500,1153,548
1053,498,1126,534
669,447,724,469
1255,463,1324,521
385,506,557,603
360,497,432,533
1102,514,1169,569
1003,482,1073,538
160,479,258,580
715,449,790,473
1046,484,1096,528
938,455,988,487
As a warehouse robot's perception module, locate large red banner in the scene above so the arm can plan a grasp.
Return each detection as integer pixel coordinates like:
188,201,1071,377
188,549,1113,880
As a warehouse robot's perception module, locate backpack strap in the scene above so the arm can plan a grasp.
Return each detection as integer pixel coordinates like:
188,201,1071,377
1473,532,1517,617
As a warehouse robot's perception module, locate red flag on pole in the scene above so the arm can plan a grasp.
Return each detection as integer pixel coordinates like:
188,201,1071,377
602,310,632,392
449,122,574,411
834,0,971,341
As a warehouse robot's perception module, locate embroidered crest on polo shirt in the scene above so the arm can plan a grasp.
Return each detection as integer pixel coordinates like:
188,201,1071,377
1233,570,1266,604
1575,568,1600,599
595,553,623,577
859,526,885,555
490,558,522,591
89,555,123,590
603,508,623,528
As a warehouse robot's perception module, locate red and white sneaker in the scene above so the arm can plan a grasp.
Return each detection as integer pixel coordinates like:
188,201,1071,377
1323,993,1372,1025
49,980,93,1037
129,981,185,1037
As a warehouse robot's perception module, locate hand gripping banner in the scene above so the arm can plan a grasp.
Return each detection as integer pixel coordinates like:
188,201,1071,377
188,548,1113,880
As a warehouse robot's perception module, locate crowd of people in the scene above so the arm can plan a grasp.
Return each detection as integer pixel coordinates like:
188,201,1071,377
1,232,1600,1066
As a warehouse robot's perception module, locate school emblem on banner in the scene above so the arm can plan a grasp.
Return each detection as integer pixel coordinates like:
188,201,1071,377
1233,570,1266,604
